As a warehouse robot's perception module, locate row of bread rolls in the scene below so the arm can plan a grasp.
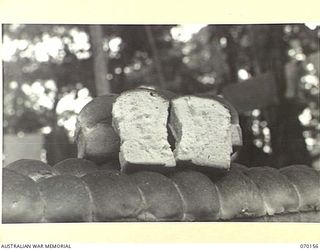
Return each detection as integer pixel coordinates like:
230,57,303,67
3,159,319,223
75,88,242,171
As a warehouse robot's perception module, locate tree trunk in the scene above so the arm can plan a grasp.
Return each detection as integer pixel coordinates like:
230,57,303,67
145,25,166,89
89,25,111,96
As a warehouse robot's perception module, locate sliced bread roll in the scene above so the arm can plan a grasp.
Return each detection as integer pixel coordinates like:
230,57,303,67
214,168,266,220
170,170,220,221
244,167,300,215
82,170,143,221
5,159,58,182
2,169,44,223
37,175,92,222
169,95,233,169
112,88,176,170
130,171,184,221
53,158,99,177
75,94,120,164
280,165,320,211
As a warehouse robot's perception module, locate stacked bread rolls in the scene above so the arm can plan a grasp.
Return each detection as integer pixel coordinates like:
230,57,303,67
3,88,319,223
3,159,320,223
76,88,242,171
75,94,120,164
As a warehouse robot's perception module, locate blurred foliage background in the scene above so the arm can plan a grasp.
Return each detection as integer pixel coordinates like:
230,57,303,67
2,24,319,169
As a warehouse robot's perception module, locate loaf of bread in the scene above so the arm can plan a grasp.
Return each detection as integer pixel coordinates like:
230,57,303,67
75,89,242,171
3,159,319,223
112,88,176,170
75,94,120,163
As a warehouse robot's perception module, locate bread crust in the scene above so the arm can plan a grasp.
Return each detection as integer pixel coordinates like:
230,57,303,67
2,160,320,222
37,175,92,222
5,159,58,182
280,165,320,211
171,170,220,221
81,170,144,221
244,167,300,215
2,169,44,223
130,171,184,221
75,94,120,163
214,168,266,219
53,158,99,177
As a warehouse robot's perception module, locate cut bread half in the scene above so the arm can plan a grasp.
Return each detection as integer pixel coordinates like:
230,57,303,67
112,88,176,170
169,95,233,169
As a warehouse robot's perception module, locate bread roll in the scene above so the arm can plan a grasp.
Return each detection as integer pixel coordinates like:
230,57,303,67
130,171,183,221
3,157,319,223
170,170,220,221
37,175,92,222
169,95,233,169
214,168,266,219
82,170,143,221
280,165,320,211
75,94,120,164
5,159,57,182
53,158,99,177
244,167,300,215
2,169,44,223
112,89,176,170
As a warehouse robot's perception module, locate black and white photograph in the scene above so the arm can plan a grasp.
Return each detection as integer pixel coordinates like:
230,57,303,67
2,23,320,224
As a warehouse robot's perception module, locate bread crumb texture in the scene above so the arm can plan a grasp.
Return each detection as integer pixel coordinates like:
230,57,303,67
170,96,232,168
112,90,175,167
